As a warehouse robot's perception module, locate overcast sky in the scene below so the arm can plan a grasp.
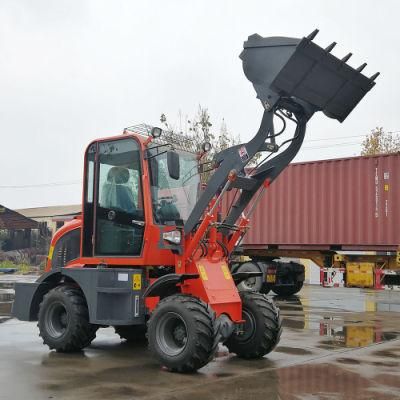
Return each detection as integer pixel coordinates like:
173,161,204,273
1,0,398,209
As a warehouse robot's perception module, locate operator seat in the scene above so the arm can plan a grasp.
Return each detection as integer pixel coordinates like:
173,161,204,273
100,166,136,213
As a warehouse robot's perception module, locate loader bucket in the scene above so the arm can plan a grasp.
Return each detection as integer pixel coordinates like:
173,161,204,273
240,30,378,122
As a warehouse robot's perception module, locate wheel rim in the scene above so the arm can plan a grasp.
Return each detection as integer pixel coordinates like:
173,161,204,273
155,312,188,356
45,301,69,338
238,309,256,343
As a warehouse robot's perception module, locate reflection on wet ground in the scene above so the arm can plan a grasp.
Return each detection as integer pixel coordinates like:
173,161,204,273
1,285,400,399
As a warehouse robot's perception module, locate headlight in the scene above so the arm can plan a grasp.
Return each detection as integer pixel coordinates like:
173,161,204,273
151,127,162,138
163,230,181,245
202,141,212,152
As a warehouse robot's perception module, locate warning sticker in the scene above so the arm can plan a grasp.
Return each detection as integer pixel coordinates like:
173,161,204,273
238,145,249,162
198,264,208,281
48,246,54,260
221,264,231,280
133,274,142,290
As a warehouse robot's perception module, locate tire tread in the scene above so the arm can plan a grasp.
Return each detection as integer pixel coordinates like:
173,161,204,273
38,285,97,352
148,294,216,372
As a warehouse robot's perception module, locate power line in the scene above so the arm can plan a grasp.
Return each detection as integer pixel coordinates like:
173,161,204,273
1,130,399,189
304,134,364,143
303,130,400,144
302,141,362,150
0,181,81,189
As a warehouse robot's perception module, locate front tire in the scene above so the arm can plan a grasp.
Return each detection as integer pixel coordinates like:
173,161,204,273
225,291,282,359
38,285,97,352
147,294,216,372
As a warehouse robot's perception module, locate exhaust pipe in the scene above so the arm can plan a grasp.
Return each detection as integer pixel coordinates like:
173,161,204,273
240,29,379,122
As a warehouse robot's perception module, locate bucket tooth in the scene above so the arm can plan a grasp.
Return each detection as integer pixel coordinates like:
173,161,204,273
247,33,263,41
341,53,352,62
356,63,367,72
325,42,336,52
370,72,380,81
307,29,319,40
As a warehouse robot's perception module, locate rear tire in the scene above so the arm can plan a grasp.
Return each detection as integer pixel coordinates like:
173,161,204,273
115,325,147,342
225,291,282,359
272,281,303,296
38,285,97,352
147,294,216,372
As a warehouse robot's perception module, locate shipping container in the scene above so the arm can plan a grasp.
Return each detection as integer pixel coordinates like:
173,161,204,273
223,153,400,251
222,154,400,291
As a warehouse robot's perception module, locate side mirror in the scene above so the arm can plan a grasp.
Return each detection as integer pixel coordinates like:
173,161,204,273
167,151,180,180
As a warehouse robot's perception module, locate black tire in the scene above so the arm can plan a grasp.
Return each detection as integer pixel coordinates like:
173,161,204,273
38,285,97,352
115,325,147,342
236,262,263,292
225,291,282,359
147,294,216,372
272,281,303,297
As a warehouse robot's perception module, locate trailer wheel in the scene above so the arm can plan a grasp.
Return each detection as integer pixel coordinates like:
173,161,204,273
236,262,263,292
225,291,282,359
147,294,216,372
115,325,147,342
38,285,97,352
272,281,303,296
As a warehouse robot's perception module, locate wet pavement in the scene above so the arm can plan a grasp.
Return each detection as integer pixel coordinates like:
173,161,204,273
1,285,400,399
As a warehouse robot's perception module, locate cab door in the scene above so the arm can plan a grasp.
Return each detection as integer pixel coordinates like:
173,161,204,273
82,138,145,257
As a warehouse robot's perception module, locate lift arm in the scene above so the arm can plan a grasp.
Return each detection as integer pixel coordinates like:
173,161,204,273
184,29,378,235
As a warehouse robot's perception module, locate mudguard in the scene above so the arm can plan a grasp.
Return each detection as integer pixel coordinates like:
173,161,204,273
143,273,199,298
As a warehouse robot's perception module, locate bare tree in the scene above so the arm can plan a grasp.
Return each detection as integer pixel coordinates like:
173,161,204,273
160,106,242,182
361,127,400,155
160,105,240,156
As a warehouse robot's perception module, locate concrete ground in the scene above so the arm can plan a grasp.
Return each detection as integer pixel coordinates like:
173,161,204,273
0,285,400,400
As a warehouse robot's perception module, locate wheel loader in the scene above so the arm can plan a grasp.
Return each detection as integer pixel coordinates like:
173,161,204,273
13,30,378,372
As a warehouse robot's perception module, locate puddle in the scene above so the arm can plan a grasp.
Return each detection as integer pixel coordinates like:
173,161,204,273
318,318,400,348
209,372,234,378
273,296,304,312
273,291,400,351
282,317,305,330
370,360,399,367
275,346,313,356
372,349,399,358
335,357,361,365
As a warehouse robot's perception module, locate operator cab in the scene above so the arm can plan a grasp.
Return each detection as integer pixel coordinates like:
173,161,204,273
81,131,202,259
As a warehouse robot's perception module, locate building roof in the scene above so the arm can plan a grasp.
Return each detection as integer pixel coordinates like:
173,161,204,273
0,205,39,230
16,204,81,219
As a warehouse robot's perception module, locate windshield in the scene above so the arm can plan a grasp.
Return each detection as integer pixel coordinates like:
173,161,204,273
148,149,201,224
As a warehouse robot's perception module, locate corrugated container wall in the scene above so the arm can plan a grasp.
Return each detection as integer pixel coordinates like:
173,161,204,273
221,154,400,250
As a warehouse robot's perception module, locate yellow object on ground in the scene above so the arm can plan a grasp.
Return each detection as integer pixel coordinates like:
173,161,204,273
346,262,374,288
